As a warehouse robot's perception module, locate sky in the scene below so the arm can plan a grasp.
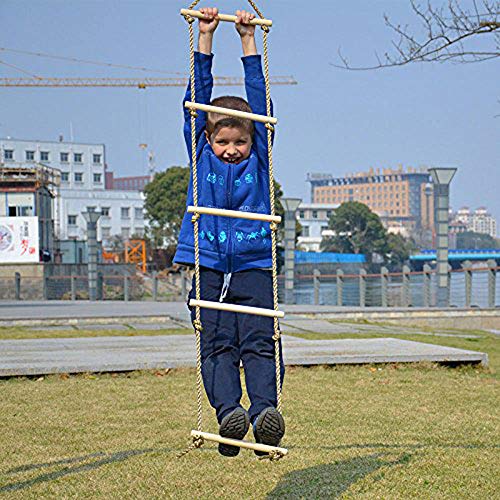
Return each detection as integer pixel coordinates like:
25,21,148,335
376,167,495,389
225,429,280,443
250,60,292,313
1,0,499,229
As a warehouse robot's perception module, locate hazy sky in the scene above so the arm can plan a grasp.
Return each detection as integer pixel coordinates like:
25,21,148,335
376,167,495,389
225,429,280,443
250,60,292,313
1,0,499,229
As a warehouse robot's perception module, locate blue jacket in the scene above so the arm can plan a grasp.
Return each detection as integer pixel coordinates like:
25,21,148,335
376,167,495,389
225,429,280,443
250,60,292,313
174,52,274,273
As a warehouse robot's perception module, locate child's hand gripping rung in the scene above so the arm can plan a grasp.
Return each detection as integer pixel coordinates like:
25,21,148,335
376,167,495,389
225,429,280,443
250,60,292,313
180,9,272,27
184,101,277,125
188,206,281,224
189,299,285,318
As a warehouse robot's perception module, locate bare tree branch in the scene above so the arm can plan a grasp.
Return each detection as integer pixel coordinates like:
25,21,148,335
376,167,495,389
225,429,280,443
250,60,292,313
333,0,499,70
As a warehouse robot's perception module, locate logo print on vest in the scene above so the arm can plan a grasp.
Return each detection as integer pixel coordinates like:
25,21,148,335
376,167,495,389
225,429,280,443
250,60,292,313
234,178,241,187
206,231,215,242
218,231,227,243
207,172,217,184
200,230,206,239
244,173,254,184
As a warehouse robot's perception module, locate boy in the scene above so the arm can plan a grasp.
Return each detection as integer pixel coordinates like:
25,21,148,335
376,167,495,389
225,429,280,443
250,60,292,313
174,8,285,457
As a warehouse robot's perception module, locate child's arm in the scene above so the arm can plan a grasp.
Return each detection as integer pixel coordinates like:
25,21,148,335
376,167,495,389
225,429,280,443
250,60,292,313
183,8,219,158
235,10,274,160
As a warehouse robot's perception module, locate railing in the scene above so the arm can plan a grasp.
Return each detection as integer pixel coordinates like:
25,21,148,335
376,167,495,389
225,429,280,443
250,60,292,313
290,262,499,308
1,262,498,308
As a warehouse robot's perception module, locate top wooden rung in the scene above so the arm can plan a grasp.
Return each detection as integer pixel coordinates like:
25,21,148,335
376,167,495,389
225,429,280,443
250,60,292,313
180,9,273,27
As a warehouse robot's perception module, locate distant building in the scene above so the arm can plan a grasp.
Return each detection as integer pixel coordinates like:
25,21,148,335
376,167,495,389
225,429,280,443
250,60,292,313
1,138,145,245
452,206,497,238
105,172,151,191
0,162,60,260
296,203,338,252
306,167,434,235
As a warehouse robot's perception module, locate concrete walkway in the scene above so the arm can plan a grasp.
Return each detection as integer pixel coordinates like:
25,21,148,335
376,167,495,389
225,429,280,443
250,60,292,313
1,300,498,328
0,334,487,376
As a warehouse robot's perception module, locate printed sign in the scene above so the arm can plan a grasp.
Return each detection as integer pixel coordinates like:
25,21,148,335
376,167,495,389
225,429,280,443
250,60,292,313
0,216,39,263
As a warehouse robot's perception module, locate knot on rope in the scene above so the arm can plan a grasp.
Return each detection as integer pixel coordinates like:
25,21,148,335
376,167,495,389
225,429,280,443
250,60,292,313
258,450,284,462
191,212,200,223
261,25,270,33
189,109,198,118
272,331,281,341
192,436,205,448
265,123,274,132
183,14,196,24
193,319,203,332
270,222,278,232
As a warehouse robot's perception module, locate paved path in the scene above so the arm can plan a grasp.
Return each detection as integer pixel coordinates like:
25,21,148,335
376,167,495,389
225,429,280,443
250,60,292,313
0,334,487,376
1,301,497,331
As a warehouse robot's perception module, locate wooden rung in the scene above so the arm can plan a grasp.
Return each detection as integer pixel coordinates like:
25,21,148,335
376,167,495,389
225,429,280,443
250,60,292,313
184,101,277,125
191,430,287,456
189,299,285,318
188,206,281,224
180,9,273,27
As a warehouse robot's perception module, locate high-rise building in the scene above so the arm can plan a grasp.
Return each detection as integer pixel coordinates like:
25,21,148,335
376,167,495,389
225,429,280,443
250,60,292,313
307,167,434,234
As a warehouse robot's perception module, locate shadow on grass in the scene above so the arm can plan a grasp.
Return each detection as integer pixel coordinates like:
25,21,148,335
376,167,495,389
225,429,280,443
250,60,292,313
267,452,411,499
0,447,173,493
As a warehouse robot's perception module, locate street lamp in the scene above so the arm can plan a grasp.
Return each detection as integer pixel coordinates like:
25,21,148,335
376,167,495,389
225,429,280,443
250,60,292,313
428,167,457,307
281,197,302,305
82,207,102,301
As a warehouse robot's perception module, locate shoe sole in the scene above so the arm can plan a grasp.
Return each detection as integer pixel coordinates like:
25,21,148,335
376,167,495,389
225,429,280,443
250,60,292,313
218,408,250,457
253,407,285,456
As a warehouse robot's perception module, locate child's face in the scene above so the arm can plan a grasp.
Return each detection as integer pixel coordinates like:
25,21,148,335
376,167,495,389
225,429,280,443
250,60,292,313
207,126,252,164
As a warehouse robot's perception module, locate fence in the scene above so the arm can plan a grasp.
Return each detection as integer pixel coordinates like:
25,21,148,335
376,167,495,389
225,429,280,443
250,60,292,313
1,262,499,308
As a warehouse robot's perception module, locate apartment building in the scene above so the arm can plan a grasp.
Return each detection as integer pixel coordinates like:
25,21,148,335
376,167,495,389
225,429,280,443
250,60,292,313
0,137,145,244
306,167,434,233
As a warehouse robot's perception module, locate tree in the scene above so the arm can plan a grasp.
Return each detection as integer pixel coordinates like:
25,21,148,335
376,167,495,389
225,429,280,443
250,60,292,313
321,202,389,261
337,0,499,70
144,166,191,247
386,232,417,270
456,230,498,248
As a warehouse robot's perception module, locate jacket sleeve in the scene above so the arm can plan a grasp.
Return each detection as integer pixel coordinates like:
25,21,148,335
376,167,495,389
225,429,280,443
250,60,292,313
242,55,274,162
183,52,214,159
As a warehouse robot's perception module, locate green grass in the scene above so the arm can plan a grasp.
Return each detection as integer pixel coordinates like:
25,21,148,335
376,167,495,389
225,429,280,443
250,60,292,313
0,323,499,497
0,326,191,340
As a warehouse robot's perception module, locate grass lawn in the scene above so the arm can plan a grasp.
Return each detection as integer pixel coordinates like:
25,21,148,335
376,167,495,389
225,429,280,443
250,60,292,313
1,324,499,498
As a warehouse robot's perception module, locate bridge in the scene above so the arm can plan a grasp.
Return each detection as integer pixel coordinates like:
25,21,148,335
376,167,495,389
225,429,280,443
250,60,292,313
410,249,500,270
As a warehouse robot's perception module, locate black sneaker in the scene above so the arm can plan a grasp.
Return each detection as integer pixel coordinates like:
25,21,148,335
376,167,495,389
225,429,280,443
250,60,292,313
253,407,285,456
218,407,250,457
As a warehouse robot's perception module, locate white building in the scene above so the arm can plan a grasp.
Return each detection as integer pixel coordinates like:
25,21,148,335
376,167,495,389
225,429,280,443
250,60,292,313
452,206,497,238
0,137,145,244
297,203,338,251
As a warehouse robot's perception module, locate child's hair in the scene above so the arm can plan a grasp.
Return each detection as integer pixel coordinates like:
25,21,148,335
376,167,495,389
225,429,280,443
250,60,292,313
206,96,254,140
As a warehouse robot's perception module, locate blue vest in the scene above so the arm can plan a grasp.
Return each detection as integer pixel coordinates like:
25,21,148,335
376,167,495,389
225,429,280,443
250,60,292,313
174,143,272,273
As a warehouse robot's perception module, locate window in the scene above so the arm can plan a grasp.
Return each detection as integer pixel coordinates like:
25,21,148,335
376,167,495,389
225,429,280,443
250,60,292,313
121,207,130,219
302,226,310,237
60,152,69,163
74,153,83,163
101,207,110,217
19,206,33,216
93,154,102,164
134,207,143,219
299,210,305,219
74,172,83,182
61,172,69,182
326,210,332,218
68,215,77,225
3,149,14,160
93,173,102,183
312,210,318,219
121,227,130,239
134,227,145,237
25,150,35,161
40,151,49,161
101,227,111,239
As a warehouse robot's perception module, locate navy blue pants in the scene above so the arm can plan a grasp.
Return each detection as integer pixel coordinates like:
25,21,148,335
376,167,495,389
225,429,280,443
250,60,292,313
188,267,285,424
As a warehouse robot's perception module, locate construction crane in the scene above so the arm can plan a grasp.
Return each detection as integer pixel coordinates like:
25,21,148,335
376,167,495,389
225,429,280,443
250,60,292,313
0,76,297,87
